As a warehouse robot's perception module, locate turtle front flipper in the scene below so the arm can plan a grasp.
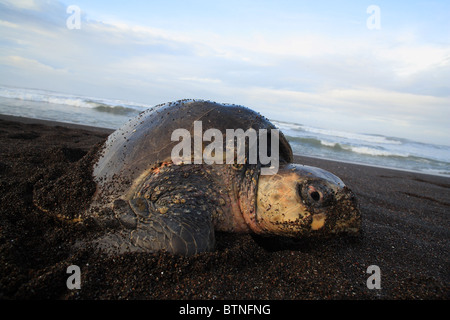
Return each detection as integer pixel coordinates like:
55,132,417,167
94,197,215,256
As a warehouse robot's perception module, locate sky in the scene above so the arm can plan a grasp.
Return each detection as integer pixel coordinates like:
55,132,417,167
0,0,449,145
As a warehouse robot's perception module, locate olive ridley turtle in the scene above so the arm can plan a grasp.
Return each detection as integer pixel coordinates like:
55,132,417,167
88,100,361,255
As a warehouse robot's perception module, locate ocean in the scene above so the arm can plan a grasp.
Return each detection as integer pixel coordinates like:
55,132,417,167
0,85,449,177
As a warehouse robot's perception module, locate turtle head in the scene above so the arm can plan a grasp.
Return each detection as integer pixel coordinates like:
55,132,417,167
253,163,361,237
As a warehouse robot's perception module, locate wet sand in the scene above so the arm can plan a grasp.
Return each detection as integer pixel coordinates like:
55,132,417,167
0,114,448,301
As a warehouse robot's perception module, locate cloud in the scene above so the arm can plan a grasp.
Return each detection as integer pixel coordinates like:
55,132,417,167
0,55,68,74
179,77,222,84
376,44,450,77
0,19,19,28
1,0,41,11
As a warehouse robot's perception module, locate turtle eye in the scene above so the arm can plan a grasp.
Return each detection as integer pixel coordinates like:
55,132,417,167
308,186,322,202
310,190,321,201
298,182,328,207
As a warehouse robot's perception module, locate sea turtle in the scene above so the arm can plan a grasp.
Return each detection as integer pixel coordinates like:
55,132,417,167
88,100,360,255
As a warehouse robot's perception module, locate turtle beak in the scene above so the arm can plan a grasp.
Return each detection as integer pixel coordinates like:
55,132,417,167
330,186,361,234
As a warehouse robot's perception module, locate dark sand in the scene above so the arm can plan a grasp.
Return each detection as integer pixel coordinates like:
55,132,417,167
0,114,448,300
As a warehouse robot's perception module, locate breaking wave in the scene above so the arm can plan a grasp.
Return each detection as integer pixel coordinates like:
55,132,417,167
286,136,410,158
0,86,147,115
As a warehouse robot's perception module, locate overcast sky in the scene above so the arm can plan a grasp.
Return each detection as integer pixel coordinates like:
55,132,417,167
0,0,449,145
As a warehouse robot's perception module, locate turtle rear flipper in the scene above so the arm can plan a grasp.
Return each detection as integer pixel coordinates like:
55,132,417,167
93,198,215,256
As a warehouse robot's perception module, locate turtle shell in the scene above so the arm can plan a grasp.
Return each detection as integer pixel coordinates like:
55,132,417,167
93,100,293,195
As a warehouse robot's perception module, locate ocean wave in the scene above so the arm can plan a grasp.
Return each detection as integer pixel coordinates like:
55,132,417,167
0,86,146,115
348,146,408,157
273,119,403,146
287,136,410,158
271,120,304,131
321,141,408,158
302,125,402,145
85,101,140,115
287,134,450,176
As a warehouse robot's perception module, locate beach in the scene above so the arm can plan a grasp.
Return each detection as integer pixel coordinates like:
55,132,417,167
0,114,448,300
